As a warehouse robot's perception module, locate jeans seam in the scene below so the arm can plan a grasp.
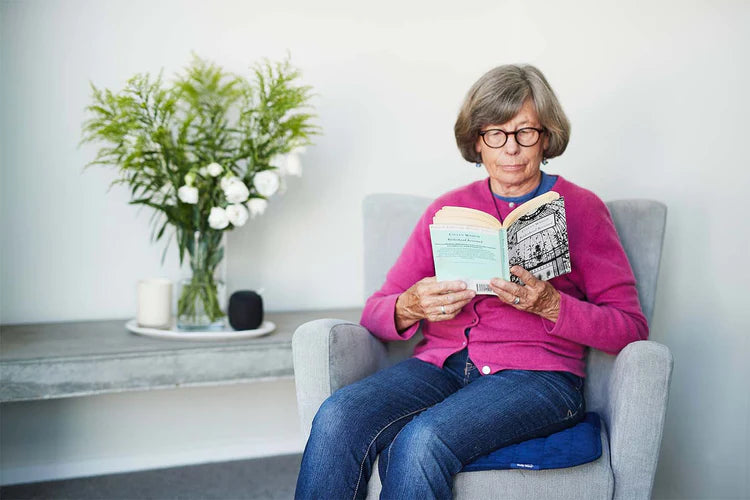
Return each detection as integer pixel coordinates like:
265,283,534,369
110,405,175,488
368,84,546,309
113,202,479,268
568,381,585,417
567,394,584,418
352,405,431,500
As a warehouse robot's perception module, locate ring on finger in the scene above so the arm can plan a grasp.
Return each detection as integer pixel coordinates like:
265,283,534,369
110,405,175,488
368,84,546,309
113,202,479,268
513,296,520,305
440,305,446,315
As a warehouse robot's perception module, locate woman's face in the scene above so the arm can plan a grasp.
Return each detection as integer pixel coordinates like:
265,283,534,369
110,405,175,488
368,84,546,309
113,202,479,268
475,99,549,196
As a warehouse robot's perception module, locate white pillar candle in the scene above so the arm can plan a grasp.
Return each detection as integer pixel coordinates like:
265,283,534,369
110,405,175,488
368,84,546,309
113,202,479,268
136,278,173,329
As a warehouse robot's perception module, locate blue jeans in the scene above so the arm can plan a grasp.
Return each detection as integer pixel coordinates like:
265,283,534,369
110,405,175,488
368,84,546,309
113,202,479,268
295,338,584,499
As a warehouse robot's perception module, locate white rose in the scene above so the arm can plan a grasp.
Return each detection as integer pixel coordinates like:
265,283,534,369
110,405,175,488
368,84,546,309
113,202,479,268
226,203,249,227
284,153,302,177
223,178,250,203
198,167,208,177
208,206,229,230
220,175,237,191
247,198,268,218
271,153,303,177
254,170,280,197
207,162,223,177
177,185,198,204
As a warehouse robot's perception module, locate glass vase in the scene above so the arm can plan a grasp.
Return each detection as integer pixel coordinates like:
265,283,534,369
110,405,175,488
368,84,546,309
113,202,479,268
177,231,227,331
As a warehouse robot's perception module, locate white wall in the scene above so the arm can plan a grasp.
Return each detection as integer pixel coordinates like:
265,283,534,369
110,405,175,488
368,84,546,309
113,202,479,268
1,0,749,497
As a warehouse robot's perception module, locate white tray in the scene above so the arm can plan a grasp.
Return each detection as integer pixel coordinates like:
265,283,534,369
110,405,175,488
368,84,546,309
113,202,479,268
125,319,276,341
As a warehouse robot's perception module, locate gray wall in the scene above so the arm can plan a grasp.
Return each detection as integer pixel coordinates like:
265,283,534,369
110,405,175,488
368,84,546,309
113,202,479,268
1,0,749,497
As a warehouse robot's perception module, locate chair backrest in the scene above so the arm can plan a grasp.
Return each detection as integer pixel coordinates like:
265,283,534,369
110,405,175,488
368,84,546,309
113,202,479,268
362,193,668,385
604,200,667,325
363,194,434,364
363,193,434,300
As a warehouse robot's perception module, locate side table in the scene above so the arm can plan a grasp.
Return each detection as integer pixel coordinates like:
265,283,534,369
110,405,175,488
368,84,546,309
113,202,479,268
0,308,362,403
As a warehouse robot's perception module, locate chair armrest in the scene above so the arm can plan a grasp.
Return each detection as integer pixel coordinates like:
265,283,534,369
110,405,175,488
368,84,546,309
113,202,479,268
588,340,674,500
292,318,388,440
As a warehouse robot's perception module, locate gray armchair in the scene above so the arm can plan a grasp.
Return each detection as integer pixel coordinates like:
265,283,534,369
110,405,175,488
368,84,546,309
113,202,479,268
293,194,673,499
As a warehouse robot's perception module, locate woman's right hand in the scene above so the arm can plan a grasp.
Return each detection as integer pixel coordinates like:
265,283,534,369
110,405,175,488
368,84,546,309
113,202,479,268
394,277,476,332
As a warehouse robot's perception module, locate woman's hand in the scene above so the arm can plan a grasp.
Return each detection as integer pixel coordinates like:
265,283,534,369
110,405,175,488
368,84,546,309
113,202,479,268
490,266,561,322
395,277,476,332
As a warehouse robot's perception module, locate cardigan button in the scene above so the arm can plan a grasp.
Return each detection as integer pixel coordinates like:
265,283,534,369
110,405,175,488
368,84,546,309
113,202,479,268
482,365,491,375
508,202,515,208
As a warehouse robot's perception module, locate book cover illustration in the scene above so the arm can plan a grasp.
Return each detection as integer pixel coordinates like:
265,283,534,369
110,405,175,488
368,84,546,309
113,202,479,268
507,197,570,283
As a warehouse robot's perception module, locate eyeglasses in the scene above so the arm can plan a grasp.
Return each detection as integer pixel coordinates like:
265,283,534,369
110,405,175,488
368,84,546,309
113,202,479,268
479,127,545,148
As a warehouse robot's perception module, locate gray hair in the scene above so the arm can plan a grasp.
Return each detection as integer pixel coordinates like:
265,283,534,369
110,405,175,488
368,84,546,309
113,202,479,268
454,64,570,163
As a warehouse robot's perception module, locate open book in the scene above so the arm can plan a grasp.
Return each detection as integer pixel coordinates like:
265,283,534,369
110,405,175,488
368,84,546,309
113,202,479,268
429,191,571,293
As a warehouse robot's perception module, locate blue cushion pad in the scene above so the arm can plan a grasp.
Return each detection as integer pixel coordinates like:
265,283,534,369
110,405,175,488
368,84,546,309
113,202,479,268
461,412,602,472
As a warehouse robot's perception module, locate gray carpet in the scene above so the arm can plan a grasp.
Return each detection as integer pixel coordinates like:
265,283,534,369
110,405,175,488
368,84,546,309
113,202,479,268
0,453,303,500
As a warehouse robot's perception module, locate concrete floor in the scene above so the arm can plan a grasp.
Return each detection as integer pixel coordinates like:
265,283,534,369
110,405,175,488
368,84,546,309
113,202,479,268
0,453,303,500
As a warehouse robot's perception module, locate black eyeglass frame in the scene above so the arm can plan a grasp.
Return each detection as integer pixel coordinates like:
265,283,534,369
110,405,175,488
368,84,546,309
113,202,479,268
478,127,546,148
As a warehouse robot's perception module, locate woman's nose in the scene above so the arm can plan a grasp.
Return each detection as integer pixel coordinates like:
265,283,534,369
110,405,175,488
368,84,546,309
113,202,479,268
504,135,521,154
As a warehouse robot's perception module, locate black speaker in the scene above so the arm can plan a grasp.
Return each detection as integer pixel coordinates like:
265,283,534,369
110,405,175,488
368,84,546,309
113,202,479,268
228,290,264,330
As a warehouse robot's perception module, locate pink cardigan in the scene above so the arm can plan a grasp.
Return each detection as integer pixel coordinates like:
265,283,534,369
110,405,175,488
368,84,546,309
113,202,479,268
360,176,648,377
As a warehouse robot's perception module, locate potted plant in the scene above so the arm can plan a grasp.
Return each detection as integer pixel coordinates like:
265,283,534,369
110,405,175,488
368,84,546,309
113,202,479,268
82,55,318,330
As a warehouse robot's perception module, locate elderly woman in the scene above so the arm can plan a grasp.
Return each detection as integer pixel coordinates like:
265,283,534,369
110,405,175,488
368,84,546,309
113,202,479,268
295,64,647,499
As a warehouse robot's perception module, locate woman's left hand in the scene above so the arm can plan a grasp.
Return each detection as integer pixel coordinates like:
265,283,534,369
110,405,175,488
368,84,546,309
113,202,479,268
489,266,561,322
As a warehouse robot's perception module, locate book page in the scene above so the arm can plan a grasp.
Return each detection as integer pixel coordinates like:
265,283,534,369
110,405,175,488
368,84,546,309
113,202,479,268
429,225,508,294
506,197,571,283
433,206,502,230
